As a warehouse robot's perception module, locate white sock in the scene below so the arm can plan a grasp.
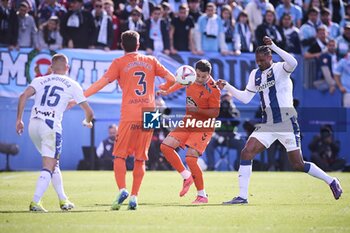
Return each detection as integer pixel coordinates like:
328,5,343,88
304,162,334,184
238,160,252,200
180,170,191,179
130,195,137,202
33,169,52,203
52,165,67,201
197,189,207,197
119,188,127,193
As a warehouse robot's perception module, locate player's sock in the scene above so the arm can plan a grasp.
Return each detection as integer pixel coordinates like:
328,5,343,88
161,144,187,174
180,170,191,180
304,162,333,184
33,169,52,203
131,160,145,196
185,156,204,191
197,189,207,198
52,164,68,201
114,157,126,190
238,160,252,200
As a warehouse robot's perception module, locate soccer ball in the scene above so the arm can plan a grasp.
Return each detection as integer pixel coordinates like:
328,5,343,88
175,65,197,85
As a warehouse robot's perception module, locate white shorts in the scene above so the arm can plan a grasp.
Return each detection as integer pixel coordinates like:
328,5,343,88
28,118,62,159
249,116,301,152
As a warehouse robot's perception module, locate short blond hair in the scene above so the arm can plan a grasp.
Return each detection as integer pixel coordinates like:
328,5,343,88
51,54,68,72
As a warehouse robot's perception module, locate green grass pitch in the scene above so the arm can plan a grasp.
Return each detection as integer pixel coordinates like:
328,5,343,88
0,171,349,233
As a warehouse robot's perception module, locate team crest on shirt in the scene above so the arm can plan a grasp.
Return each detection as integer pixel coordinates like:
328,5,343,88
199,91,204,98
266,69,273,79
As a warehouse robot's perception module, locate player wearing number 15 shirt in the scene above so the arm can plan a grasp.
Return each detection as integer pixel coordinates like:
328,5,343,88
84,30,175,210
16,54,94,212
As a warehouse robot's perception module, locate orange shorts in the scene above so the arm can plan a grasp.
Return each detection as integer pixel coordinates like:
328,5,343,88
168,127,213,154
113,121,153,160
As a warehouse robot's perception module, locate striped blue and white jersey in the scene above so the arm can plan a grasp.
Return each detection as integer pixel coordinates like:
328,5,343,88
29,74,86,131
246,62,297,124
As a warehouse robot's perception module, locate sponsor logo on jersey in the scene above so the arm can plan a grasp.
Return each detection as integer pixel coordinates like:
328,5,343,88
256,80,276,92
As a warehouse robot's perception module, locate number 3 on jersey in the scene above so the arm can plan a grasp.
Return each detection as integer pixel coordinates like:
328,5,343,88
134,71,147,96
40,85,64,107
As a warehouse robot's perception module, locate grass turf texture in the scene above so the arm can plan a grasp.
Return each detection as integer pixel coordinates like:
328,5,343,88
0,171,349,233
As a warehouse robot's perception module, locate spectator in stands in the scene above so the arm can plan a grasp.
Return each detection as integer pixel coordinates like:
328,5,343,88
96,124,118,170
275,0,303,28
234,10,253,53
301,0,324,24
206,93,244,171
104,0,120,50
119,0,140,23
15,0,37,16
228,0,243,21
339,3,350,31
60,0,95,48
221,4,240,55
304,24,328,59
145,5,170,55
255,9,285,48
38,15,62,50
196,2,229,55
91,0,113,51
299,7,321,53
280,13,301,54
309,125,346,171
37,0,67,26
335,23,350,59
188,0,202,55
120,7,146,50
167,0,187,15
324,0,345,25
314,39,337,93
245,0,275,35
320,8,340,40
0,0,17,47
161,2,172,32
334,50,350,107
188,0,202,23
169,4,195,54
8,1,38,50
141,0,154,21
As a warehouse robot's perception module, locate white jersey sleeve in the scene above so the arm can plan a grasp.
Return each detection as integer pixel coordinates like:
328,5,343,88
70,80,86,104
29,77,40,93
246,70,258,93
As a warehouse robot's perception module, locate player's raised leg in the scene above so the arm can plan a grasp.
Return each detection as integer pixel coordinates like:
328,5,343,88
288,150,343,199
160,136,193,197
223,137,266,205
111,157,129,210
185,148,208,204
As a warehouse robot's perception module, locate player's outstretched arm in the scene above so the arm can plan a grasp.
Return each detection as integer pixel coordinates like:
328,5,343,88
263,36,298,73
79,102,94,128
158,82,184,96
159,73,176,90
84,76,110,98
16,86,35,135
217,79,255,104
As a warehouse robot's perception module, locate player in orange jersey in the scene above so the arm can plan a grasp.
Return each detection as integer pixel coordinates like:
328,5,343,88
158,60,221,204
83,30,175,210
